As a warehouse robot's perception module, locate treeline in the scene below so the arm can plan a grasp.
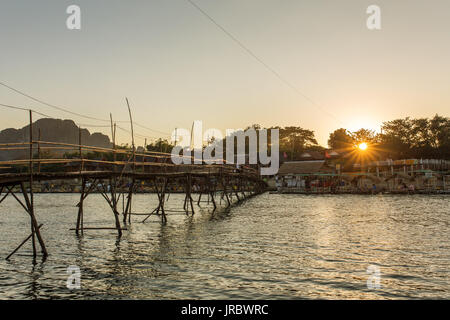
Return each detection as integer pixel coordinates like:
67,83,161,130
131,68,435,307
226,115,449,161
248,125,323,161
57,114,449,162
328,115,450,159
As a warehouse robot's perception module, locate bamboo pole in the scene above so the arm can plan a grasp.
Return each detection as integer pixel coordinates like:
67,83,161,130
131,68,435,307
29,110,36,257
188,174,195,215
123,181,134,223
79,126,83,173
76,178,86,235
161,178,168,222
37,129,41,173
20,182,47,257
126,98,136,174
6,224,43,260
109,178,122,237
2,139,203,163
110,114,116,166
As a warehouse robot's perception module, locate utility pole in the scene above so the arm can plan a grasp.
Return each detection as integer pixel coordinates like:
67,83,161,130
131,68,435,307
174,128,177,146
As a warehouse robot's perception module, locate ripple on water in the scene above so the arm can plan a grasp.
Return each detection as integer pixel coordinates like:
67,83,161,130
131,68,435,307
0,193,449,299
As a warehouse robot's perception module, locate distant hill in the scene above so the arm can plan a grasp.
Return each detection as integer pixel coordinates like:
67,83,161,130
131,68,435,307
0,118,111,161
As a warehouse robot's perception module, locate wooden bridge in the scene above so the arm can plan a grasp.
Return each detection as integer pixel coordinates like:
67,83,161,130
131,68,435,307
0,113,266,260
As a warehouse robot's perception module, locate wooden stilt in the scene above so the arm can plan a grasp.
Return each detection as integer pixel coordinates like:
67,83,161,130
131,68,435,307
183,192,188,212
123,180,134,223
154,179,162,215
76,178,86,235
222,178,231,207
189,194,195,216
110,178,122,237
28,110,36,257
187,174,195,215
6,224,43,260
160,178,168,223
210,191,217,210
184,175,192,215
95,181,122,237
0,187,13,205
20,182,47,257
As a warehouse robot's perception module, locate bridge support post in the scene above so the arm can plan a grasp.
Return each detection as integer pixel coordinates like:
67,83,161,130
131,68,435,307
186,174,195,215
197,192,202,206
151,178,168,223
210,191,216,211
209,176,217,211
110,179,122,237
184,174,193,215
20,182,47,258
76,178,86,235
74,178,97,236
123,179,134,224
20,183,47,258
1,184,47,259
222,178,231,207
94,180,122,237
160,178,168,223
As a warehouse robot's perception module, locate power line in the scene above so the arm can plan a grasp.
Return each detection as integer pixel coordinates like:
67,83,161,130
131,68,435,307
0,102,162,144
0,80,173,135
116,125,159,141
0,81,116,122
0,103,92,126
0,103,53,119
134,122,171,136
185,0,344,125
0,102,30,112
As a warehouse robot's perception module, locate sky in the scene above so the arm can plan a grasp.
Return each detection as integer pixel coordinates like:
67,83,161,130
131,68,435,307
0,0,449,146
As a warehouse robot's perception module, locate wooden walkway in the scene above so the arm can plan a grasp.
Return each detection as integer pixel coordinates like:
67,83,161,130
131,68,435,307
0,133,266,260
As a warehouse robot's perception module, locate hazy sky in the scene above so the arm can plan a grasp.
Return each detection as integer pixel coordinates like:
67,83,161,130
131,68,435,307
1,0,449,146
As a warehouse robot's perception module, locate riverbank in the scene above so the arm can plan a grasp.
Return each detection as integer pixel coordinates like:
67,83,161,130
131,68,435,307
270,190,450,195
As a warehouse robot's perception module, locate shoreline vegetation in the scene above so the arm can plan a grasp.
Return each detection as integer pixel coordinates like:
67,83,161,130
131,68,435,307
1,114,449,164
1,115,449,196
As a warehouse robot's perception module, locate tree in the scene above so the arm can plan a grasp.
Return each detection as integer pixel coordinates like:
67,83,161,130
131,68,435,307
380,115,450,159
429,114,450,158
278,126,318,160
328,128,353,150
350,128,378,145
146,139,174,153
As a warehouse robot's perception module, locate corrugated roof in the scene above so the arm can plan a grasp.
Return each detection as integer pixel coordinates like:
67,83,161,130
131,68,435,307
278,160,333,175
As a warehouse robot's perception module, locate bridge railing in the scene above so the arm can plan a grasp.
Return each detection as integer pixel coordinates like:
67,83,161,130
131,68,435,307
0,140,260,178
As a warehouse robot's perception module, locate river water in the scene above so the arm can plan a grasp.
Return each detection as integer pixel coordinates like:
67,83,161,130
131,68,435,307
0,193,448,299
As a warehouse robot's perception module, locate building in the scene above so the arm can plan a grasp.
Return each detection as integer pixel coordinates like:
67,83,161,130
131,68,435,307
276,160,337,193
276,158,450,194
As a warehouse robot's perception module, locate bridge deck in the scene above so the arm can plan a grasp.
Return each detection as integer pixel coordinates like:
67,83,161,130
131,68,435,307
0,169,262,186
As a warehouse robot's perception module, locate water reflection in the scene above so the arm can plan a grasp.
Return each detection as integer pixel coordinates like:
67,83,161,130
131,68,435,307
0,193,449,299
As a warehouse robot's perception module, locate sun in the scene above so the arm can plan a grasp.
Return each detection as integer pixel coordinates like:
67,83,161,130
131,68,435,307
358,142,368,151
